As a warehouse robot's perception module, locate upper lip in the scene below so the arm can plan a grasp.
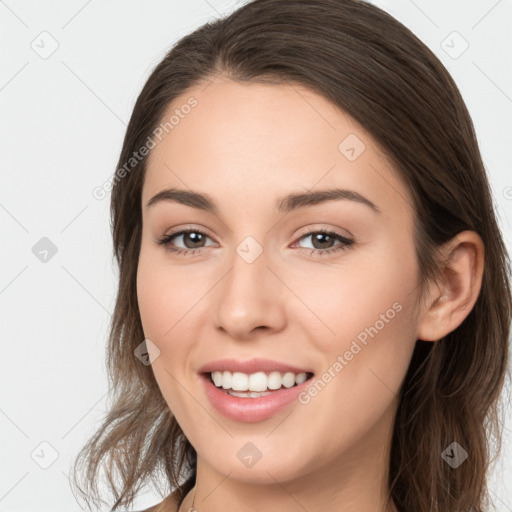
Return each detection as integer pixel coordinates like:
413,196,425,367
198,358,313,375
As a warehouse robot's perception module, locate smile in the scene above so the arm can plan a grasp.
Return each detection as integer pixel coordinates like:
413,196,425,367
199,369,314,423
209,370,312,396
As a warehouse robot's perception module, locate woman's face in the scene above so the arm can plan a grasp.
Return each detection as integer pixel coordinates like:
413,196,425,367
137,77,422,487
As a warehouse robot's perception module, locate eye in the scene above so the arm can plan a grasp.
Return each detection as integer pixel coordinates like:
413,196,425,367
292,230,354,257
157,228,216,256
156,228,355,257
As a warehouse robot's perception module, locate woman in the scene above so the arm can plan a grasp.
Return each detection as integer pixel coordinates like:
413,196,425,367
71,1,512,511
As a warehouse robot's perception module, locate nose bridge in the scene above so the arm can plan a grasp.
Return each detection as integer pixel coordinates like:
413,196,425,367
231,235,269,294
213,234,286,338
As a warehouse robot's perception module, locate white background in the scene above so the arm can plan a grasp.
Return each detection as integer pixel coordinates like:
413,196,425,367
1,0,511,510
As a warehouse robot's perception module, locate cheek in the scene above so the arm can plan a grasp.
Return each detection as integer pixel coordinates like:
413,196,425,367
287,241,418,348
290,241,419,420
136,258,170,341
136,246,210,391
137,251,197,421
309,253,417,414
293,290,417,462
136,245,200,341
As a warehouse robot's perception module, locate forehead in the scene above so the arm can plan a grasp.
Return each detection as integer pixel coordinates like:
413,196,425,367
142,78,413,219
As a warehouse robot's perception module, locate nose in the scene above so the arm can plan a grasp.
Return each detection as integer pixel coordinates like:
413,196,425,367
212,242,287,341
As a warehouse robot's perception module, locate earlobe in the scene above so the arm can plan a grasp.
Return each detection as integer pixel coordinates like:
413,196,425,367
416,231,485,342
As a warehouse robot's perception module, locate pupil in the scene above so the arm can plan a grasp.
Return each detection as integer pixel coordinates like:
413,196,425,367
313,233,332,249
185,232,204,248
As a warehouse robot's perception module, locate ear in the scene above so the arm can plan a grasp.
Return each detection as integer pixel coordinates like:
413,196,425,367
416,230,485,342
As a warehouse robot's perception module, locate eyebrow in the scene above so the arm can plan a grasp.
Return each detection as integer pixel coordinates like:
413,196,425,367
145,187,381,214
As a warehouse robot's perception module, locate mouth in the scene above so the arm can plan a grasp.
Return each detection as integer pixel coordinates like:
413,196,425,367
199,367,316,423
203,370,315,398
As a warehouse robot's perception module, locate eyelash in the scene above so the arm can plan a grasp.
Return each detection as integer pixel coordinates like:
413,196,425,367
157,228,355,257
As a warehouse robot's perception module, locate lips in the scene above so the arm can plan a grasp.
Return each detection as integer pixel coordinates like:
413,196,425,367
197,358,316,422
197,358,313,375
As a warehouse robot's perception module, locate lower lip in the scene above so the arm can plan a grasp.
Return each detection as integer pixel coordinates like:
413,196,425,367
200,374,313,423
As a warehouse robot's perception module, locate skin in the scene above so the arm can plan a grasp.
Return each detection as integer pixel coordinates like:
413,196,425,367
136,76,484,512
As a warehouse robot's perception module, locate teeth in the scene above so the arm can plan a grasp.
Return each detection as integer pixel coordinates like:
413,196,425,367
210,370,309,392
295,372,307,385
211,371,223,387
249,372,267,392
228,390,272,398
232,372,249,391
267,371,282,390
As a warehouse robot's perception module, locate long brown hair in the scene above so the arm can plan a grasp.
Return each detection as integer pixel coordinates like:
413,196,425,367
70,1,512,510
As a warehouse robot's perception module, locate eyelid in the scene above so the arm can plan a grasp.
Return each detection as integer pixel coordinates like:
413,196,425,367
162,224,352,245
157,224,356,261
290,229,354,253
164,224,217,240
294,223,354,240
